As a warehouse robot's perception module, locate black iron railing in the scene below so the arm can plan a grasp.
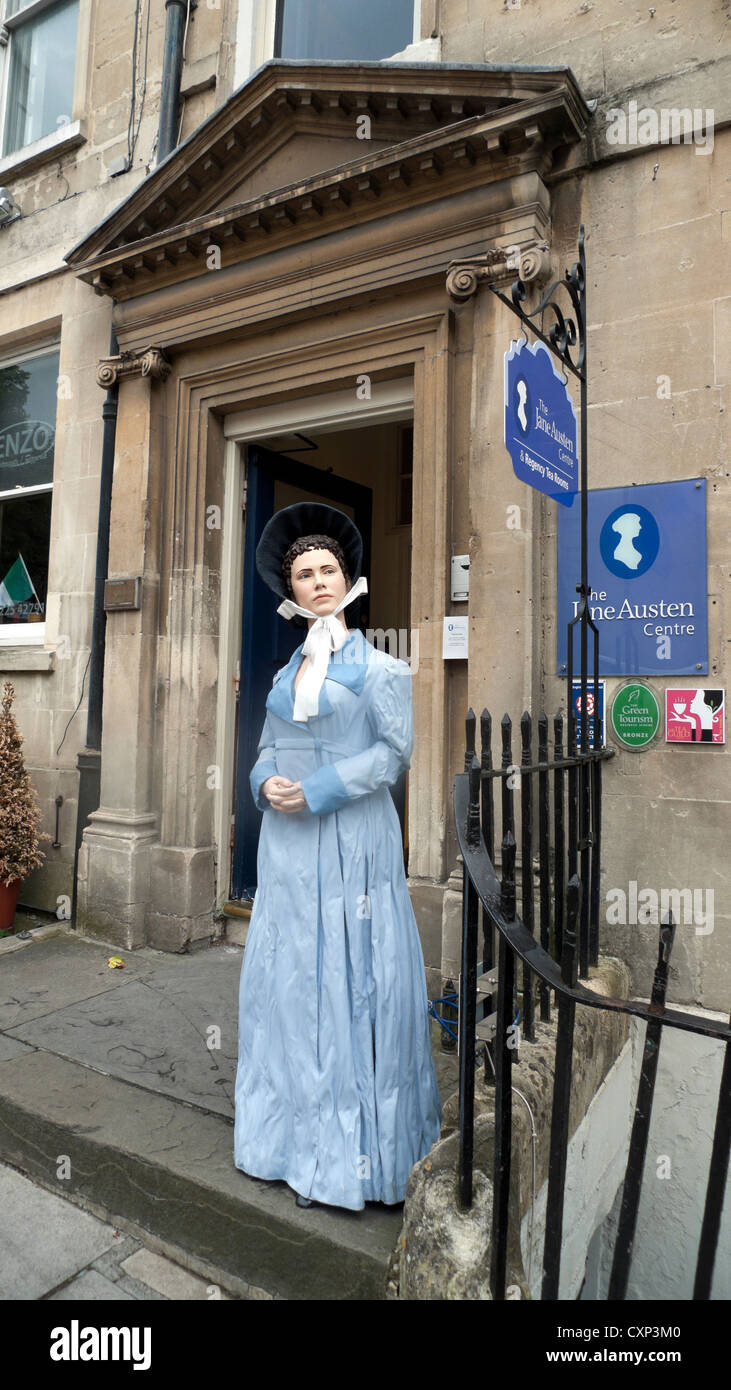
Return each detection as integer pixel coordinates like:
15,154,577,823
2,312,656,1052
455,728,731,1302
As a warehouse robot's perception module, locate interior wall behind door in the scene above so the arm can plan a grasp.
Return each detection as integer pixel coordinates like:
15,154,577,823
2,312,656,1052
267,418,412,643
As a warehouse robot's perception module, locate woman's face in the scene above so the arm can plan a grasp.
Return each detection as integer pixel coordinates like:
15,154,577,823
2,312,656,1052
290,547,350,625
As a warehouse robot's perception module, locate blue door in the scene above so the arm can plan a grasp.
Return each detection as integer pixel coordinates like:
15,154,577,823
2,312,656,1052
230,443,373,901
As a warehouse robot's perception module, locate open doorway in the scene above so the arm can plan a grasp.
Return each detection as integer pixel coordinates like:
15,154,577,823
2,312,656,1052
219,404,414,909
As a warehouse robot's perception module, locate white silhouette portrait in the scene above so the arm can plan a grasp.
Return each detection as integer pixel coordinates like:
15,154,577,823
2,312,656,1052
516,379,528,431
611,511,643,570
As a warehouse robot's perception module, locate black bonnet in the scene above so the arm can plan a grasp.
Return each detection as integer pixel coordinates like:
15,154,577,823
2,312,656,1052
255,502,364,603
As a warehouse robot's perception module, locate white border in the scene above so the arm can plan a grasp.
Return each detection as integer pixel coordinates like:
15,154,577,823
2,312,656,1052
664,686,725,745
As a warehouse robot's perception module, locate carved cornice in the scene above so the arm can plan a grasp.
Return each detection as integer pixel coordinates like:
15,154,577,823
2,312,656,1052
66,67,589,301
445,239,551,302
66,63,592,278
96,346,172,388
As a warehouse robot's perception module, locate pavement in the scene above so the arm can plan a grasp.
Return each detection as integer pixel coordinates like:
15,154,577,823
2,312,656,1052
0,1159,246,1300
0,914,459,1301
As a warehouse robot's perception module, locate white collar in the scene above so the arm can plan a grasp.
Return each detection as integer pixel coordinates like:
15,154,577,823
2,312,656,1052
276,575,369,720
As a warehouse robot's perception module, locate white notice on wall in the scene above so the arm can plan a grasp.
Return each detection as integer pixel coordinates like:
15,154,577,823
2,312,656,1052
443,617,468,659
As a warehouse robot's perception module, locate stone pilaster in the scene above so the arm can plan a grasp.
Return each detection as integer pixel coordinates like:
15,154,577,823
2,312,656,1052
76,359,167,948
145,381,221,950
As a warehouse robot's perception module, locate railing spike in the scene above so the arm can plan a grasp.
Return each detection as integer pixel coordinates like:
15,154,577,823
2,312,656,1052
501,828,516,921
650,912,675,1014
465,707,476,770
467,755,481,846
563,874,581,988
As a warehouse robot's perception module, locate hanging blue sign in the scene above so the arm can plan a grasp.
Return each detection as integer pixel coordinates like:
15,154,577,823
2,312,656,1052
557,479,708,677
504,339,579,506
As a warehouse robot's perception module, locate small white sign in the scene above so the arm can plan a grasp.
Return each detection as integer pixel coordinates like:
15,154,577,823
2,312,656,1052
451,553,470,601
443,616,468,659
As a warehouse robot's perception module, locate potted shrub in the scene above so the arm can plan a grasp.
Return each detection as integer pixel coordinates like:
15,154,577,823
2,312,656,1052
0,680,50,931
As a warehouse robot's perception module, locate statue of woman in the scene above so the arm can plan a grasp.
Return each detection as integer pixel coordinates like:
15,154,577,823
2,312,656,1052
234,501,442,1210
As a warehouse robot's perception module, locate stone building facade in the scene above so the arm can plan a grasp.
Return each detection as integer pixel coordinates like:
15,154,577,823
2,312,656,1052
0,0,728,1018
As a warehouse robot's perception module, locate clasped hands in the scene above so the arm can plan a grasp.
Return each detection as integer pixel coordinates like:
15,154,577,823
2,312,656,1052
261,775,307,813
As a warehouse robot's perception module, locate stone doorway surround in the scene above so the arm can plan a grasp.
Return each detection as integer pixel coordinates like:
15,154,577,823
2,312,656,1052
65,60,591,951
216,376,416,911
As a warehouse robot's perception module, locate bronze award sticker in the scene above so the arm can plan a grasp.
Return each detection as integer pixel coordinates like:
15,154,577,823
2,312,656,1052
610,682,661,749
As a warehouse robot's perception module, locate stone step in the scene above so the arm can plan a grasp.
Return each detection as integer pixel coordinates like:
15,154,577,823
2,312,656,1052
0,1040,403,1300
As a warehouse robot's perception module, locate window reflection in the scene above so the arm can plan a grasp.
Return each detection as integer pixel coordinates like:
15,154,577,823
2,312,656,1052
3,0,79,156
0,348,58,629
275,0,415,62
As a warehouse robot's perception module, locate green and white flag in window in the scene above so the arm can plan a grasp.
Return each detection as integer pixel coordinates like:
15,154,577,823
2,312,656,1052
0,555,38,610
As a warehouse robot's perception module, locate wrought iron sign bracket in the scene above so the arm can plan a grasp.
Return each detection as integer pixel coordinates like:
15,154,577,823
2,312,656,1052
485,229,586,386
480,225,602,976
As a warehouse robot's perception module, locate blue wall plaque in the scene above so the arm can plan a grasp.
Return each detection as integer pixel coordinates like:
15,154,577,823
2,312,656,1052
558,479,708,676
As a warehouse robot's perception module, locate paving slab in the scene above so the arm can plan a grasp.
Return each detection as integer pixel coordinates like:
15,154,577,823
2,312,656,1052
120,1248,233,1300
0,1163,118,1300
48,1270,136,1300
1,934,240,1116
0,927,458,1299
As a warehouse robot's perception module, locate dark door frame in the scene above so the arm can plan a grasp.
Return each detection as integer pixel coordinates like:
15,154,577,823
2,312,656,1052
230,441,374,900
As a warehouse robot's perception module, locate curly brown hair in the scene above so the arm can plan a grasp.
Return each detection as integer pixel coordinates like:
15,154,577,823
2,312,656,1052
281,534,352,603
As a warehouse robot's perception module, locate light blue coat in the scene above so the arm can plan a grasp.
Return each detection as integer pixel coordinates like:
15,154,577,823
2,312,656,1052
234,626,443,1209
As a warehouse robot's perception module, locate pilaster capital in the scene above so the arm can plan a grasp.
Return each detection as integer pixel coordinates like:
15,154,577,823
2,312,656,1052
446,239,551,302
96,345,171,389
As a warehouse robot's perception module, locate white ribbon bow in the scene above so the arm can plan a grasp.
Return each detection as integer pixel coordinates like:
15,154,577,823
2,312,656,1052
276,575,369,721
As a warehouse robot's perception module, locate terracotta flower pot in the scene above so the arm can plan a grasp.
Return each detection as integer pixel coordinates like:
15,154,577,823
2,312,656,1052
0,877,22,931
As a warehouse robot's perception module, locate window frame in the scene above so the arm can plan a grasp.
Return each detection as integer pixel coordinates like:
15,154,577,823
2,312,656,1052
0,336,59,647
272,0,420,62
234,0,422,89
0,0,88,168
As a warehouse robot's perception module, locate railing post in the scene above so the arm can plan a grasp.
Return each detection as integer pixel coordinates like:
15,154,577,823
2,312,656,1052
457,755,481,1210
553,712,565,970
501,715,517,1023
538,712,552,1022
588,638,602,967
693,1011,731,1299
608,914,676,1300
480,709,496,1083
520,712,536,1042
480,709,494,867
491,827,516,1301
541,872,580,1300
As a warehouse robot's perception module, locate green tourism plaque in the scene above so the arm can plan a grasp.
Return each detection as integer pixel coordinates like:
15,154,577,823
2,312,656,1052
610,682,661,749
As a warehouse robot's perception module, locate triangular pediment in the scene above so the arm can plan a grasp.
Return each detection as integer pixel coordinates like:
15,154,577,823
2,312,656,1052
211,129,398,214
65,59,590,298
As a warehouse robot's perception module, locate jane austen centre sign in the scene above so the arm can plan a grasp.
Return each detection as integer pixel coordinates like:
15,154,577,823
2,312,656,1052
558,479,708,677
504,339,578,505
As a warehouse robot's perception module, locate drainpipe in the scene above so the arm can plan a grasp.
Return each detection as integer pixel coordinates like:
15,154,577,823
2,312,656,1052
71,325,119,927
157,0,189,165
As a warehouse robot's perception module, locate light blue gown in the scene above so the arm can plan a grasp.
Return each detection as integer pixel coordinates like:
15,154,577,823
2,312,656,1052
234,626,443,1210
